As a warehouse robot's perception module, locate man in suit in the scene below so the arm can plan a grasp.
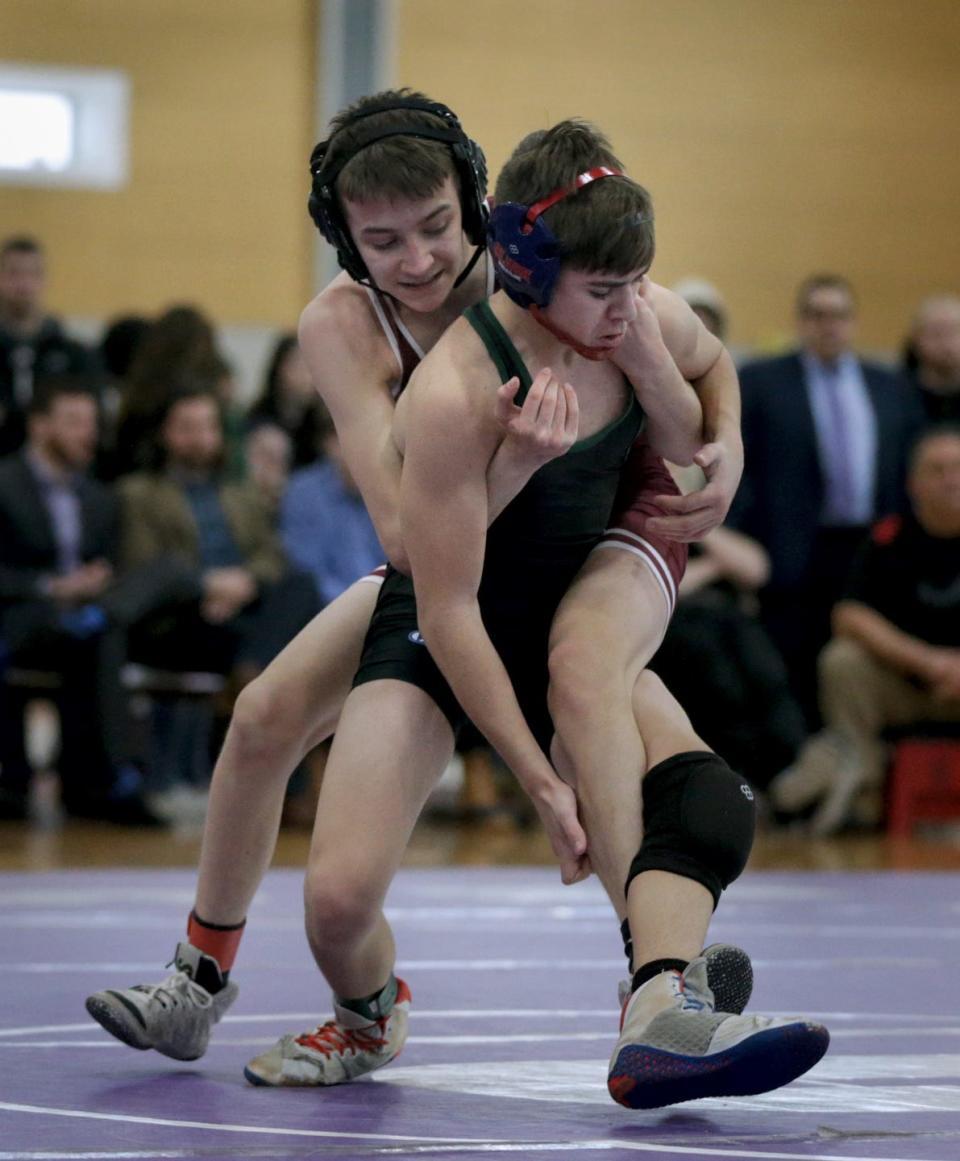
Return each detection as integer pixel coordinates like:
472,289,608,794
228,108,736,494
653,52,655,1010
729,274,926,727
0,377,169,821
119,388,318,680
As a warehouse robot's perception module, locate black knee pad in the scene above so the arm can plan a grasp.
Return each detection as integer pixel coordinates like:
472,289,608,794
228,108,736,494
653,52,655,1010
625,751,756,908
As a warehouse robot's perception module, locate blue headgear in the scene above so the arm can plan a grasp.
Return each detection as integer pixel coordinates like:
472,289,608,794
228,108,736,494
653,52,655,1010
487,166,624,309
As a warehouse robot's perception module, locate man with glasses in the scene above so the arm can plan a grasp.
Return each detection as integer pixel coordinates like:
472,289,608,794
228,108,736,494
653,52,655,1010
729,274,925,728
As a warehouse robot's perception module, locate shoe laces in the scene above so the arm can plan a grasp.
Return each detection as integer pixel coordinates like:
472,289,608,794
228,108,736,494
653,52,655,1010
296,1017,387,1058
134,970,213,1012
676,973,711,1013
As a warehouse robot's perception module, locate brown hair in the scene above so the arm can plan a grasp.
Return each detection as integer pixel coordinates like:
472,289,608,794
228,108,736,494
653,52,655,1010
0,235,44,263
795,273,857,316
495,120,654,276
326,89,459,206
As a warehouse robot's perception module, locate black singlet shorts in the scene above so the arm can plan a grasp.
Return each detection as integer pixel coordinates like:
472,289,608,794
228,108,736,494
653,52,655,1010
352,566,559,753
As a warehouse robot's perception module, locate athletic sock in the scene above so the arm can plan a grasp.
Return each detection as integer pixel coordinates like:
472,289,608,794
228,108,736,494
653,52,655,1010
620,918,634,972
631,957,689,995
186,910,246,992
337,974,399,1022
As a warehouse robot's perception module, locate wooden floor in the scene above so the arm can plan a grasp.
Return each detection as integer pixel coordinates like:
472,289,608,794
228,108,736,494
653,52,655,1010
3,808,960,873
6,704,960,873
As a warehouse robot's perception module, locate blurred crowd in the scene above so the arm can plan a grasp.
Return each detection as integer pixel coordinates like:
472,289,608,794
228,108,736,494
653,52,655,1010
0,235,380,827
1,233,958,836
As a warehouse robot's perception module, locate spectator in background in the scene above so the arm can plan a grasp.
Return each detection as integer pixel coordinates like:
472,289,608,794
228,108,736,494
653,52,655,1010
280,409,383,607
96,314,151,477
672,277,728,342
0,236,101,456
0,378,169,824
248,334,327,469
649,522,807,792
729,274,925,727
120,388,318,682
654,281,805,787
769,425,960,835
245,422,293,517
100,314,152,387
902,295,960,424
113,305,236,477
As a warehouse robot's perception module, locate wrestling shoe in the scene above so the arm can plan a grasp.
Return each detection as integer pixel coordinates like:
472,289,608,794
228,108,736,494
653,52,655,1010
617,942,754,1015
244,978,412,1087
85,941,238,1061
608,955,829,1109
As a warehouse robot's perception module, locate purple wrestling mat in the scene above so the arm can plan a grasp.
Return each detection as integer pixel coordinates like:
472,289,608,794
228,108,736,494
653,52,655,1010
0,866,958,1160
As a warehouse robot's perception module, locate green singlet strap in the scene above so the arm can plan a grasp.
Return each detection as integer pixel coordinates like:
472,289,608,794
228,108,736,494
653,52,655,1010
464,301,533,403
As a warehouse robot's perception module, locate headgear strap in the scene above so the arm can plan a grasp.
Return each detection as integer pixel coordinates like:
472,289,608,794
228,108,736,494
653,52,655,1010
522,167,623,233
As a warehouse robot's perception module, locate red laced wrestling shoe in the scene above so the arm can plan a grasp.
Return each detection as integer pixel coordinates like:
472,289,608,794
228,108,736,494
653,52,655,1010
244,978,411,1086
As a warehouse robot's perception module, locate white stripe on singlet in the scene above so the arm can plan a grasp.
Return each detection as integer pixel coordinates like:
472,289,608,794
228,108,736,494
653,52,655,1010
364,288,406,397
384,296,426,362
592,528,678,617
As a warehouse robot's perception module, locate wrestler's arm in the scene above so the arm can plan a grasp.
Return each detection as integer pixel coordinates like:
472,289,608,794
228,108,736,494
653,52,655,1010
300,294,409,568
610,276,702,465
400,346,588,884
647,285,744,541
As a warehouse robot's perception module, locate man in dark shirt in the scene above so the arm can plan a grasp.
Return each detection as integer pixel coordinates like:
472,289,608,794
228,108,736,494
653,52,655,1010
769,425,960,833
902,296,960,425
0,236,101,456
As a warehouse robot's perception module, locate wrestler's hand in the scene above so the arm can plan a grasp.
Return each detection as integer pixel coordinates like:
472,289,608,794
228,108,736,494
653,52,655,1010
495,368,579,469
646,437,744,542
530,776,591,885
494,369,578,464
608,277,673,379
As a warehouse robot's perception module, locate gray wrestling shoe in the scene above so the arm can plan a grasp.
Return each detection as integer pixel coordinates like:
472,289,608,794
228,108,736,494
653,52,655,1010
244,978,412,1087
608,955,829,1109
85,941,238,1061
618,942,754,1015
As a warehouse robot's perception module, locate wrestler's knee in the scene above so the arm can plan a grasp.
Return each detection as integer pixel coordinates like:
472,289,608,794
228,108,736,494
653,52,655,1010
230,669,312,757
627,751,757,908
547,628,620,725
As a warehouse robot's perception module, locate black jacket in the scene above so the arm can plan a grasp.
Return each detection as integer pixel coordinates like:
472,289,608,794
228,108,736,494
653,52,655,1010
728,351,926,590
0,451,119,639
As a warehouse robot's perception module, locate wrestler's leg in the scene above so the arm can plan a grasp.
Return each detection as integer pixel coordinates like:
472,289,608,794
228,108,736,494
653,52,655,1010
195,577,381,926
303,679,455,996
548,548,680,917
243,679,455,1087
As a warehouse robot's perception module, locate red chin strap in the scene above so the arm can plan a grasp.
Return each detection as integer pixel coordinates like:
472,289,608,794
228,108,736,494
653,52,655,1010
529,304,614,362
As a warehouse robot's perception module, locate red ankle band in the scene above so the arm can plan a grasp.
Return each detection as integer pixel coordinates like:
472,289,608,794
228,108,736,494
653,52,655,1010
187,910,246,973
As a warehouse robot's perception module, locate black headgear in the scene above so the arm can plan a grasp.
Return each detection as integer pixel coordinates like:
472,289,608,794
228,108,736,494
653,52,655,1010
308,95,488,284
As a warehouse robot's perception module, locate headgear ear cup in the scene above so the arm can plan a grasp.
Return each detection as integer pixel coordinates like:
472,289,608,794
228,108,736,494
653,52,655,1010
487,203,564,309
308,96,488,284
